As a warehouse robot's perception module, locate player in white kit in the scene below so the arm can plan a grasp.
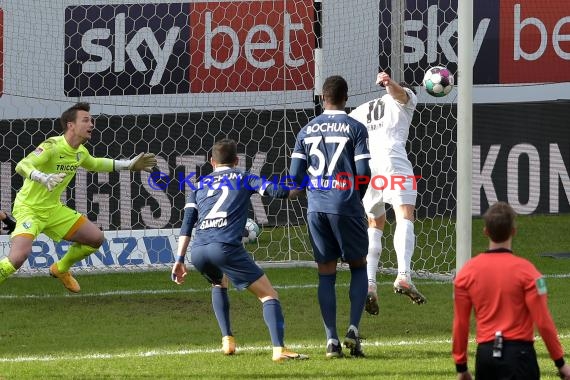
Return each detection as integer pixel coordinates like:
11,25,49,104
349,72,426,314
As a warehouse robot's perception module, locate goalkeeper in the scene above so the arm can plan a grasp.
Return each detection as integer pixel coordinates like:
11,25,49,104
0,102,157,292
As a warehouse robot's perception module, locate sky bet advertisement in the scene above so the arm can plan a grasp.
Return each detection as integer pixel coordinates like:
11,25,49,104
379,0,570,86
64,1,314,96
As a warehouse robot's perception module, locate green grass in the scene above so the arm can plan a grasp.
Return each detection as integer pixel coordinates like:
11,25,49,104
1,214,570,379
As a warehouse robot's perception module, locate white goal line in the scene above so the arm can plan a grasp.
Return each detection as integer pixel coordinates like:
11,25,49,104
2,334,569,364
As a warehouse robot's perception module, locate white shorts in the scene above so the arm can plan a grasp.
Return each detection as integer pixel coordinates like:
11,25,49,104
363,173,418,218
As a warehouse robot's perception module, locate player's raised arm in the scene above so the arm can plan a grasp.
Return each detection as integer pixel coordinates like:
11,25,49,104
377,72,408,104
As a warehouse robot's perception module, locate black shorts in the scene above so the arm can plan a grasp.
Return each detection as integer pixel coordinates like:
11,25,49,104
475,340,539,380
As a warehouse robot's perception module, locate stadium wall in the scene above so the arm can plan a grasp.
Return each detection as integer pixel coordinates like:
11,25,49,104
1,101,569,233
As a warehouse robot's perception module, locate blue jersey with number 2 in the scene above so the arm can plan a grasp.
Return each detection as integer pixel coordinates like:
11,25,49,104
180,167,288,247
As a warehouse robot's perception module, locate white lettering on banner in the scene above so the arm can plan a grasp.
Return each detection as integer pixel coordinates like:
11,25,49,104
549,144,570,213
81,13,180,85
204,11,305,70
507,143,540,214
141,155,172,228
472,143,570,216
0,229,179,273
403,5,490,64
1,162,11,213
472,145,500,214
119,170,132,229
237,152,269,224
514,4,570,61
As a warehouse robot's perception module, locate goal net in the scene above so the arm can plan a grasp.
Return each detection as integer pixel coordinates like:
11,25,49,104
0,0,466,279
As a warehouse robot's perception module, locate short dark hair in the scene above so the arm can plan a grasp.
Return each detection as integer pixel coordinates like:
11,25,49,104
399,82,417,95
60,102,90,132
322,75,348,105
483,202,516,243
212,139,237,165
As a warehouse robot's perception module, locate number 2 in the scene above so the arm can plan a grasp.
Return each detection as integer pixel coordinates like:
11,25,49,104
204,187,229,219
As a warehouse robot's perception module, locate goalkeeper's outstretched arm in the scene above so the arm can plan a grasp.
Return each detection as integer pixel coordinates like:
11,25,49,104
81,152,158,173
114,152,157,172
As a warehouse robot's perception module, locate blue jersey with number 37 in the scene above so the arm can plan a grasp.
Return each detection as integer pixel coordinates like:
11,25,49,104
180,167,288,247
290,110,371,216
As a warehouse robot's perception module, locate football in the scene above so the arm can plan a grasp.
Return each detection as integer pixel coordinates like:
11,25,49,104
242,218,261,244
422,66,454,97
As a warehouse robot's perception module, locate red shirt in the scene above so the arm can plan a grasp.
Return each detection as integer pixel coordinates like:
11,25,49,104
452,249,564,366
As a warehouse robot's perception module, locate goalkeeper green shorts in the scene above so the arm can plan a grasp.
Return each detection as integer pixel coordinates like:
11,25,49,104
12,203,86,241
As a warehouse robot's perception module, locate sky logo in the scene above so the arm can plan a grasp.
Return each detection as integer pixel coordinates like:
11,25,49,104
64,3,190,96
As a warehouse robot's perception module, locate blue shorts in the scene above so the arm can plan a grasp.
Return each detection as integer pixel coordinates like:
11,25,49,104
307,212,368,263
190,242,264,290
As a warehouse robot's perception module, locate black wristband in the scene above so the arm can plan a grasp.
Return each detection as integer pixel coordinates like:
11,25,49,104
456,363,468,373
176,255,185,264
554,357,565,368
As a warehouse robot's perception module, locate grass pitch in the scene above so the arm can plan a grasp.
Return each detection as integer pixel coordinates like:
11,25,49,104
0,214,569,379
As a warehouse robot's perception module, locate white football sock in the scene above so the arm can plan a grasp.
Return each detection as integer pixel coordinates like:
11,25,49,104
366,228,383,289
394,219,415,279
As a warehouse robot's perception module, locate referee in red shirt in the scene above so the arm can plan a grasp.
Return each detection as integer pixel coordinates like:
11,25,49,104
452,202,570,380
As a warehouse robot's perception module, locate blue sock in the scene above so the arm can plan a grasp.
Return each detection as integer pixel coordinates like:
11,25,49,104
262,299,285,347
318,272,338,341
349,266,368,328
212,287,232,337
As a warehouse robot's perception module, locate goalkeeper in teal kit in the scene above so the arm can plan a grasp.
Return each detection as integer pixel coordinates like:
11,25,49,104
0,102,157,292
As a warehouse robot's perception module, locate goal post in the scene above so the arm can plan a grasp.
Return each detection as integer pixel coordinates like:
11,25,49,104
456,0,473,271
4,1,568,280
0,0,459,279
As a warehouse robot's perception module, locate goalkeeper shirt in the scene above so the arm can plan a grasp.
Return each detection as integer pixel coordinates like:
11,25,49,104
452,249,565,367
15,135,114,211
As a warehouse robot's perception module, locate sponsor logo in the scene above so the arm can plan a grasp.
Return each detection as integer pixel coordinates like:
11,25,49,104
33,147,44,156
379,0,570,85
189,0,314,92
535,277,547,295
56,164,78,171
499,1,570,83
64,3,190,96
64,2,314,96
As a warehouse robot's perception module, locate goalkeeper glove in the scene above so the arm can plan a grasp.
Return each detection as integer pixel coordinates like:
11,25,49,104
1,213,16,234
115,153,157,172
30,170,66,191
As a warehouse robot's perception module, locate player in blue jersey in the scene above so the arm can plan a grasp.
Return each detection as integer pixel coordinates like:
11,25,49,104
171,139,308,362
290,75,371,358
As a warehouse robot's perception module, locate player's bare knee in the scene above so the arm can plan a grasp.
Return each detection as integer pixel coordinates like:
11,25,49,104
395,205,415,222
348,257,367,269
86,231,105,248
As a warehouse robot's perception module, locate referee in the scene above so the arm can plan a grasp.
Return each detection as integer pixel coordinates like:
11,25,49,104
452,202,570,380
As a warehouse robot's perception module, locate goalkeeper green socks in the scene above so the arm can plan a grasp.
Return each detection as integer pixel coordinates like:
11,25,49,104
0,257,16,284
57,243,98,272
